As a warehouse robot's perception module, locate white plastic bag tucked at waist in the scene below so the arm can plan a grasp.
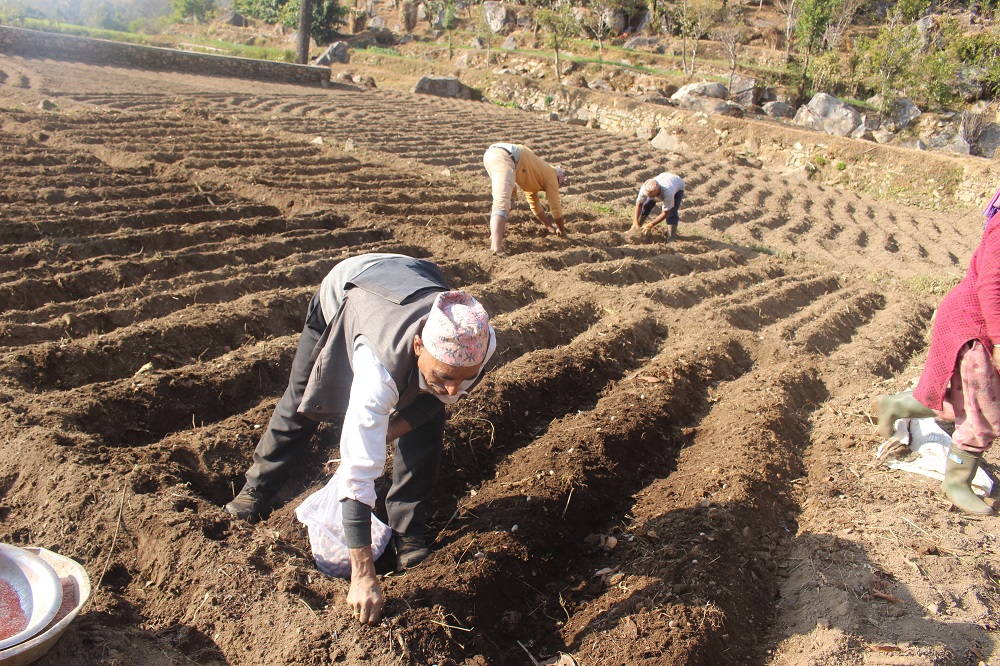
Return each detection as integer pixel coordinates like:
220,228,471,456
295,471,393,579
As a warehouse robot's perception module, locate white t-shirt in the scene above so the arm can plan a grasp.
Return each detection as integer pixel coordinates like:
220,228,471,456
635,172,685,211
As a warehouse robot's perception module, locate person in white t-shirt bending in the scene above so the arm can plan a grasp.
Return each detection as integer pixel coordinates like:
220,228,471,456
631,172,685,241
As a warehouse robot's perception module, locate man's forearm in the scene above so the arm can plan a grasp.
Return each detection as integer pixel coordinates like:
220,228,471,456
386,413,412,443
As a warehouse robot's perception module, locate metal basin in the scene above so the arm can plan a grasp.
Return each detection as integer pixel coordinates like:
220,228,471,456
0,545,63,651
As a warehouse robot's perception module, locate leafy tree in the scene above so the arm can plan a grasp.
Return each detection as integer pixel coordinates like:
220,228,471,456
170,0,215,22
473,4,496,65
438,0,459,59
856,19,920,113
955,28,1000,99
895,0,930,22
912,47,960,110
233,0,283,23
676,0,722,77
536,3,579,85
253,0,344,44
795,0,833,97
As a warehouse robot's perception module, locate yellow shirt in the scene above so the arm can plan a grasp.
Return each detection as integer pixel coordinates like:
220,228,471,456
513,144,563,220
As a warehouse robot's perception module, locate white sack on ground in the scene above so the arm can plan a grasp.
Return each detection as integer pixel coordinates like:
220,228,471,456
875,418,994,497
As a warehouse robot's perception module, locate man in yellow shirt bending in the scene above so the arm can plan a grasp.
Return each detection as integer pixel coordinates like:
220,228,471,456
483,143,567,257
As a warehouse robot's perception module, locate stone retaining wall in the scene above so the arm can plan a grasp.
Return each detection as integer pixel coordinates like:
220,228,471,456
0,25,329,87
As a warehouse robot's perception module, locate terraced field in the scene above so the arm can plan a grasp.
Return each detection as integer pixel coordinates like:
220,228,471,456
0,54,997,666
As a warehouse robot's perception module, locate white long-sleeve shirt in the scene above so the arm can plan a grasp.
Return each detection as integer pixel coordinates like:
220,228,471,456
336,331,496,508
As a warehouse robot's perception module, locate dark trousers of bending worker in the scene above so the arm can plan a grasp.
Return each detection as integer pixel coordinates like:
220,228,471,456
638,190,684,230
242,291,446,535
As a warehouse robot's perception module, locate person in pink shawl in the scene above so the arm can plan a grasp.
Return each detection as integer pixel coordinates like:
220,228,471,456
873,201,1000,516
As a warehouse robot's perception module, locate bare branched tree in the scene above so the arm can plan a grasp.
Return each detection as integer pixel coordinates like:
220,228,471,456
823,0,865,51
713,6,747,92
774,0,800,59
676,0,723,77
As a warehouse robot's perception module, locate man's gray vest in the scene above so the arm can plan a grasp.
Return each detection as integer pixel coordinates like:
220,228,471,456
298,257,449,423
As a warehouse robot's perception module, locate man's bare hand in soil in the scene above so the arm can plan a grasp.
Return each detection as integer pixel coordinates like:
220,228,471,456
348,546,383,625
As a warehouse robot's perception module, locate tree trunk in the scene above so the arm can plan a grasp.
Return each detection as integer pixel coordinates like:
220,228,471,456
681,32,689,76
554,46,561,84
296,0,314,64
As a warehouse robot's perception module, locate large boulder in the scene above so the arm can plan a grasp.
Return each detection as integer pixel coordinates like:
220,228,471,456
634,10,652,34
792,93,861,137
412,76,474,100
315,41,350,65
650,129,689,153
867,95,921,130
671,83,737,115
976,123,1000,158
400,0,418,32
223,11,248,26
762,101,795,118
924,132,971,155
601,8,627,34
502,34,518,50
672,81,728,100
623,36,662,51
482,1,513,34
728,75,756,106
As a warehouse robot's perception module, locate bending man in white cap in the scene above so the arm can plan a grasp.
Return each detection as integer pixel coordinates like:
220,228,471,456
483,142,567,257
632,172,685,241
225,253,495,625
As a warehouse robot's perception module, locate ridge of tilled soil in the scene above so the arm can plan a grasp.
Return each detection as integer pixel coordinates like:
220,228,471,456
0,54,997,666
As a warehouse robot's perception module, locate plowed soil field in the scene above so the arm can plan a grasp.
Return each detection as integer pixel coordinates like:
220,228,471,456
1,54,998,666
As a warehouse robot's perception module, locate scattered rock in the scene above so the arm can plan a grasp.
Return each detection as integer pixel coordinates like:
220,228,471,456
762,101,795,119
315,41,349,66
412,75,473,100
650,129,688,153
482,0,513,34
782,164,815,182
636,126,656,141
873,128,895,144
502,35,517,50
588,78,613,92
344,138,357,151
672,81,729,100
792,93,862,137
38,99,57,111
623,36,663,52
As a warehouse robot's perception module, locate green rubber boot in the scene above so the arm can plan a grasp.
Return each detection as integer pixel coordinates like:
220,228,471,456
942,444,995,515
872,390,935,439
